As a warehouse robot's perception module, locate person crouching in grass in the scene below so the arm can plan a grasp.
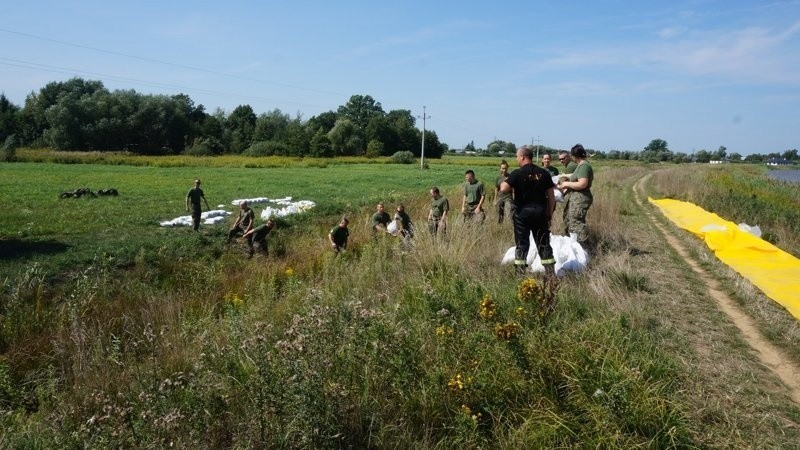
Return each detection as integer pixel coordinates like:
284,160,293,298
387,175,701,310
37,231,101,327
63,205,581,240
329,217,349,253
242,218,275,258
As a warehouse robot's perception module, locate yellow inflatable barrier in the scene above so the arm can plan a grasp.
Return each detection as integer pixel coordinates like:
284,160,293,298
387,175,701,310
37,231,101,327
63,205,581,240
649,197,800,320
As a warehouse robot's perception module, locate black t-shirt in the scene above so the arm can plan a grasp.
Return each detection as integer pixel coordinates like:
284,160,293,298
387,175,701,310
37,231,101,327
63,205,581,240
505,163,555,208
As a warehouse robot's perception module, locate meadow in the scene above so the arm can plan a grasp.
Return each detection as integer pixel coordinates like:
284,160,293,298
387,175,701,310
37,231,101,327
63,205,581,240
2,153,799,448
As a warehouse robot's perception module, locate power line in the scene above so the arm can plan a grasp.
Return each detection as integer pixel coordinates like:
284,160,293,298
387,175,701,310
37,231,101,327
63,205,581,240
0,57,325,109
0,27,345,98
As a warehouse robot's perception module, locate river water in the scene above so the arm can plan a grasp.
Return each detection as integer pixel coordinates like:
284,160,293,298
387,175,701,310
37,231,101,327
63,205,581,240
766,169,800,184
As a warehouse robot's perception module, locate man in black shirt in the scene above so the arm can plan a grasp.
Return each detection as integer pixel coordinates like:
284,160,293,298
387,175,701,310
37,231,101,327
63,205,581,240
500,147,556,276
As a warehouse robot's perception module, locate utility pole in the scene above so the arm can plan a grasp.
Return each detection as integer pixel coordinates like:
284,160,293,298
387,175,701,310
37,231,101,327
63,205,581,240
534,136,542,162
417,106,431,169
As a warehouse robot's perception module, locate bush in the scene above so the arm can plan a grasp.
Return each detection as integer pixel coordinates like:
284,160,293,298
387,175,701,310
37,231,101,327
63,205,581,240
245,141,290,157
184,137,223,156
366,140,384,159
391,150,415,164
1,135,18,162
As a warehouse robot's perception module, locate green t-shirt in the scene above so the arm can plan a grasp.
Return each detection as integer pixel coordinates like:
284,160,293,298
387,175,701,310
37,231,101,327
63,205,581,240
463,180,485,205
252,223,272,242
564,161,579,174
570,161,593,190
544,165,559,176
237,207,255,229
186,187,205,206
330,225,349,246
495,174,512,201
430,196,449,220
371,211,391,229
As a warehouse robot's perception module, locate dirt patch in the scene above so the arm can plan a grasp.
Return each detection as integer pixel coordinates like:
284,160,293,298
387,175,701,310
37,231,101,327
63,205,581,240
634,175,800,404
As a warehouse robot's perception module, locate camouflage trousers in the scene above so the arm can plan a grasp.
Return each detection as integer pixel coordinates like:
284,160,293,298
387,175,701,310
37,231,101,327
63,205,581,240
496,197,515,224
563,190,593,245
462,203,485,223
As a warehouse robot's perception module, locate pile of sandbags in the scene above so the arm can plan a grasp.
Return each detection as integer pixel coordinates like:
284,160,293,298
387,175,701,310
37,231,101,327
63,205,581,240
501,233,589,276
159,210,231,227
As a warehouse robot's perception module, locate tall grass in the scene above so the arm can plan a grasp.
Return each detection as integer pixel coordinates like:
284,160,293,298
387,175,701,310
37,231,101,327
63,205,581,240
647,164,800,257
3,160,799,447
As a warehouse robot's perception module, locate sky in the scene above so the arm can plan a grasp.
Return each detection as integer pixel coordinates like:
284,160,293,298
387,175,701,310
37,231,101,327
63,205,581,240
2,0,799,155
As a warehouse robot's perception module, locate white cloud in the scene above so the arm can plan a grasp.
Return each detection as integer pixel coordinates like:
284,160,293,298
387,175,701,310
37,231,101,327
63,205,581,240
658,26,687,39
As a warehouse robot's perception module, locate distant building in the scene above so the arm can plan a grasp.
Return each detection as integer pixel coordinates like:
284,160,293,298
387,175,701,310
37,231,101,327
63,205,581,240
766,157,793,166
709,160,726,164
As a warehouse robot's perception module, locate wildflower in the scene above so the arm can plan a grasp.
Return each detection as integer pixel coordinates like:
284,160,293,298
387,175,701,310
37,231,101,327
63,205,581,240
479,295,496,320
517,277,543,303
515,306,527,316
285,267,295,277
224,292,244,308
494,321,521,341
448,374,469,392
436,325,454,337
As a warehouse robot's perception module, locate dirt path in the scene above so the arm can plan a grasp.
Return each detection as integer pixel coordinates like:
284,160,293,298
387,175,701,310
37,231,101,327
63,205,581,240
634,174,800,404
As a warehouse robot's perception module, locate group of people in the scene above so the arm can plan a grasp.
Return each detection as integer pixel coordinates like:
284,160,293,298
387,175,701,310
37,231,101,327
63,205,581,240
499,144,594,276
186,143,594,267
185,179,275,258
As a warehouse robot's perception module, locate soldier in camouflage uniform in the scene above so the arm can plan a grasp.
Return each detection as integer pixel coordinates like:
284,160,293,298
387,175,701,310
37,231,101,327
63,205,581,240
558,144,594,247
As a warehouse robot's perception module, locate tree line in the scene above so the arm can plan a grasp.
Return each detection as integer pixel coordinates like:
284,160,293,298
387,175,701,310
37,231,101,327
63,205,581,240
453,138,797,165
0,77,447,158
1,78,796,163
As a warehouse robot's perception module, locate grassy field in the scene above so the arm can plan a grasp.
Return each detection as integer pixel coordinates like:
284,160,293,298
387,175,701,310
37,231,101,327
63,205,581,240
2,154,799,448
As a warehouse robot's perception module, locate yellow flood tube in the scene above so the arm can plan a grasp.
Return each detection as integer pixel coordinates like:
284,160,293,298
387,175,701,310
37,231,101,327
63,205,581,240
649,197,800,320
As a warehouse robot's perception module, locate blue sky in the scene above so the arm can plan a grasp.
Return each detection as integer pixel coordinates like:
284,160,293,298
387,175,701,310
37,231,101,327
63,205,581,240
2,1,799,155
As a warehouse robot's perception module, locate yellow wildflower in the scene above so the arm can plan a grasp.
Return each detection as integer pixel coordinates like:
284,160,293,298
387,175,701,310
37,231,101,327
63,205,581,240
479,295,497,320
518,277,543,303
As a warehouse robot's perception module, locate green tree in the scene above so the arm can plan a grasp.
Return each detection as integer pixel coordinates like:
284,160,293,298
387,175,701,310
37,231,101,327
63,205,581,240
694,149,711,163
744,153,764,163
254,109,290,142
642,138,671,162
337,94,384,130
644,138,668,153
328,118,361,156
421,129,446,158
226,105,257,153
306,111,337,135
0,94,20,143
309,128,333,157
783,149,798,161
284,116,309,156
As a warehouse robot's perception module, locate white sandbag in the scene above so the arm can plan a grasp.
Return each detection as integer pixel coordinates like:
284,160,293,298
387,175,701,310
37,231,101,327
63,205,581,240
500,232,589,276
159,209,231,227
738,223,762,238
551,176,565,203
387,220,399,236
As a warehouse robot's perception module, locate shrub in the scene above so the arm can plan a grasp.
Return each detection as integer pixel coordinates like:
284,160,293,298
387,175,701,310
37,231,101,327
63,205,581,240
366,140,384,159
1,134,17,162
245,141,290,157
184,137,223,156
391,150,415,164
